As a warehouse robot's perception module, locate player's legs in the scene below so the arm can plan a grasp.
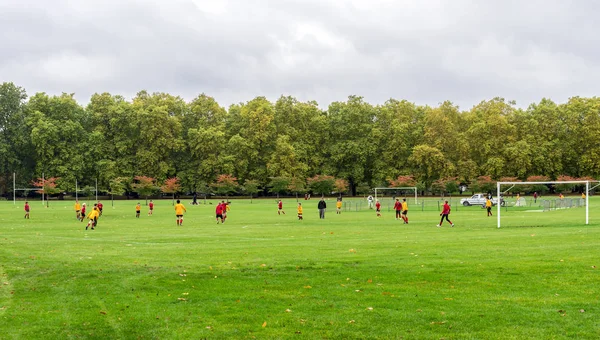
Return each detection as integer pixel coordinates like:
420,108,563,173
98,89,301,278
403,211,408,223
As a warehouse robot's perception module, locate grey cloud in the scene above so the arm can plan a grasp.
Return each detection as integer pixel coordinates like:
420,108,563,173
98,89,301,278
1,0,600,110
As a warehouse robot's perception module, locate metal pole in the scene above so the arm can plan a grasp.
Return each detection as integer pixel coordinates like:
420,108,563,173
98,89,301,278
497,183,501,228
76,179,78,201
414,187,417,205
95,178,98,202
42,172,45,206
586,181,589,225
13,172,16,205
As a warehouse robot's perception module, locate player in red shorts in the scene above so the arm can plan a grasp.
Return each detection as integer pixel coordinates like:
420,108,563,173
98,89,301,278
375,200,381,217
277,200,286,215
24,201,30,219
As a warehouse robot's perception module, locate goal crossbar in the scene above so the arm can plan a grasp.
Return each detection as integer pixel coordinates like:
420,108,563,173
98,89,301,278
497,181,591,228
374,187,418,204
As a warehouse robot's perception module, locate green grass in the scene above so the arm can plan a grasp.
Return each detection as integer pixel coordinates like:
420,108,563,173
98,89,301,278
1,197,599,339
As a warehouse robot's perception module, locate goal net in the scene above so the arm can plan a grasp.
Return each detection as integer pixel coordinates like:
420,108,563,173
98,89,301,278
374,187,418,207
496,181,591,228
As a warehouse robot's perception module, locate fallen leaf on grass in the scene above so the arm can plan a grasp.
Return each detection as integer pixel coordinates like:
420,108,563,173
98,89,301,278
303,286,312,289
285,309,292,313
366,307,373,311
580,309,585,313
206,326,212,330
99,311,106,315
559,260,564,262
558,310,565,313
431,321,446,325
592,266,596,269
262,321,267,327
348,320,355,324
381,292,391,296
182,292,189,295
295,331,302,334
300,319,306,324
531,234,535,237
261,264,266,267
355,290,361,292
349,249,356,253
177,298,187,301
444,298,454,300
367,279,372,283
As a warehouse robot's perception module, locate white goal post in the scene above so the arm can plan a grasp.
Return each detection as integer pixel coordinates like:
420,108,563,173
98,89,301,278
496,181,591,228
374,187,418,204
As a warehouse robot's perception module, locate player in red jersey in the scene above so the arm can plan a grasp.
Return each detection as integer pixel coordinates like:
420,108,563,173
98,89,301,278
393,198,402,220
24,201,30,219
277,200,286,215
216,202,224,224
375,200,381,217
148,200,154,216
80,203,86,222
97,201,103,216
437,200,454,227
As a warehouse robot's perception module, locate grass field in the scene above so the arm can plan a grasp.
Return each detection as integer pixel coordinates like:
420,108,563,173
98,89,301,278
1,197,599,339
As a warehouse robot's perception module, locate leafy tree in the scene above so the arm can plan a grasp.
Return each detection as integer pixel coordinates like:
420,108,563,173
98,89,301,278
32,177,61,207
554,175,576,194
160,177,181,205
131,176,157,205
525,175,550,195
242,179,261,203
212,174,239,197
269,177,291,198
334,179,349,196
409,145,448,191
288,177,307,201
389,175,417,187
307,175,335,196
108,177,129,207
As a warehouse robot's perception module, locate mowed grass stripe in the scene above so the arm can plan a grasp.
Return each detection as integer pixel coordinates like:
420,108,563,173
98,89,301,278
0,198,599,338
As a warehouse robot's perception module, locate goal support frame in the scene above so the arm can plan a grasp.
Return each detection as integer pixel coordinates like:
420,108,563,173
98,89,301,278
374,187,418,204
496,181,590,228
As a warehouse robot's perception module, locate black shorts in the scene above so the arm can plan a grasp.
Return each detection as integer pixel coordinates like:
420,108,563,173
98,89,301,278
376,208,381,212
216,214,223,219
402,210,408,215
176,215,183,218
136,210,140,214
76,210,80,213
487,207,491,212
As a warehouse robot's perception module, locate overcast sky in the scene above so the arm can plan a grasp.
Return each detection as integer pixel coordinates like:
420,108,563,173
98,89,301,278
1,0,599,110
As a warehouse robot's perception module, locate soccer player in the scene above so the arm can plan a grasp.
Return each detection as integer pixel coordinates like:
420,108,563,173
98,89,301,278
297,203,303,220
318,197,326,219
367,195,374,209
393,198,402,220
86,207,99,230
533,192,538,203
174,199,186,226
437,200,454,227
277,200,285,215
135,202,141,218
486,197,492,217
215,202,224,224
74,200,81,220
582,192,586,199
92,204,100,228
375,199,381,217
401,198,409,224
97,201,103,216
24,201,30,219
336,198,342,214
80,203,86,222
148,200,154,216
221,200,229,221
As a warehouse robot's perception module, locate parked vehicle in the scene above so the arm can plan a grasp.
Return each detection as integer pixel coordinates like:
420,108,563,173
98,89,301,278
460,194,505,207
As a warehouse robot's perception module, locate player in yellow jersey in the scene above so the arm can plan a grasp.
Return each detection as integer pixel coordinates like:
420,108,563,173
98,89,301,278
136,203,141,218
582,192,586,199
74,200,81,220
174,199,187,226
86,207,99,230
297,203,303,220
485,197,492,217
401,198,409,224
336,198,342,214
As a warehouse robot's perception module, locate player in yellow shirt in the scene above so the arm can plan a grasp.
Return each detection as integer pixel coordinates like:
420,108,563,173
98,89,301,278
86,207,99,230
582,192,586,199
174,199,187,226
401,198,409,224
336,198,342,214
297,203,303,220
136,203,141,218
485,198,492,217
74,200,81,220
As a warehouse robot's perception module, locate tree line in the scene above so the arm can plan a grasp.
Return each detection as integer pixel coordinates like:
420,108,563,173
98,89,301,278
1,81,599,197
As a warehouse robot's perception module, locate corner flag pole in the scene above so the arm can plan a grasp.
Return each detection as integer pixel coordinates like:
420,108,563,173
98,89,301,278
586,181,589,225
496,182,501,228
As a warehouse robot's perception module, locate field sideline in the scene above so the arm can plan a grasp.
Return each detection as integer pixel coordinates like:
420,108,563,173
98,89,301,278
1,197,599,339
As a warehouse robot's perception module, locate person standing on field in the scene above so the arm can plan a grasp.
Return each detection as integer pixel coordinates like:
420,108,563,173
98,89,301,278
97,201,103,216
394,199,402,220
24,201,30,219
375,199,382,217
74,200,81,220
174,199,186,226
215,202,224,224
336,198,342,214
533,192,538,203
148,200,154,216
277,200,285,215
318,197,327,219
437,200,454,227
135,202,141,218
486,197,493,217
80,203,86,222
297,203,303,220
367,195,374,209
401,198,409,224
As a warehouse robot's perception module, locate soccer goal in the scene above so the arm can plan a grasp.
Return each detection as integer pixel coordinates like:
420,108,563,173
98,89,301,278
374,187,418,204
496,180,591,228
12,172,43,205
